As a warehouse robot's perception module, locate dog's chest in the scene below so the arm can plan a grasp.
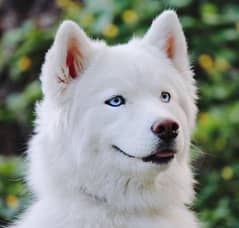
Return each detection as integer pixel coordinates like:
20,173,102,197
65,214,169,228
15,200,196,228
56,205,179,228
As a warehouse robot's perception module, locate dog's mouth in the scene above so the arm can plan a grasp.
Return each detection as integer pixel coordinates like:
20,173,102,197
142,150,175,164
112,145,176,164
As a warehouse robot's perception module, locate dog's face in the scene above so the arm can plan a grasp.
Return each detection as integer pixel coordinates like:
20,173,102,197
35,11,197,206
68,45,195,174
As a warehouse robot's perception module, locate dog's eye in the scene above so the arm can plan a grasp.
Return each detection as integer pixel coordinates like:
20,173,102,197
160,91,171,103
105,95,125,107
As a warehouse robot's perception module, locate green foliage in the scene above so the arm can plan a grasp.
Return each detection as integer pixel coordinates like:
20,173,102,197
0,157,29,223
0,0,238,227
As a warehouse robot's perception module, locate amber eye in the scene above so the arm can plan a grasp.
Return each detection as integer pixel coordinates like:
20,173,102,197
160,91,171,103
105,95,126,107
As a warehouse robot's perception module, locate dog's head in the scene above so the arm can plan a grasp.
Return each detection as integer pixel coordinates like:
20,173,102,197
30,10,197,210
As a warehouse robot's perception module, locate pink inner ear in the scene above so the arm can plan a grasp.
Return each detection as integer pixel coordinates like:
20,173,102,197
165,33,174,59
66,48,77,79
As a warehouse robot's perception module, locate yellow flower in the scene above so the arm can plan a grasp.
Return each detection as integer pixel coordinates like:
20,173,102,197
198,112,209,125
67,1,80,11
121,10,138,25
17,56,32,72
214,57,230,72
221,166,234,180
198,54,213,71
56,0,70,8
236,21,239,32
56,0,80,10
102,24,119,38
6,195,19,209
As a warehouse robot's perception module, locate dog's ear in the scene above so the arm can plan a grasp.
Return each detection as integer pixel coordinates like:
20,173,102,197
143,10,189,72
41,20,94,103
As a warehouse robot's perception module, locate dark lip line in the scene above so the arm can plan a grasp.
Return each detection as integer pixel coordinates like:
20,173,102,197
112,145,137,158
112,145,176,161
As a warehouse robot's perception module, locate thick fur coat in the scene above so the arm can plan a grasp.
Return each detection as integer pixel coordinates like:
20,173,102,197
8,10,199,228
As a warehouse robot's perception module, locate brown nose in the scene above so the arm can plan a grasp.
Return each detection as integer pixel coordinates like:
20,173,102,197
151,119,179,141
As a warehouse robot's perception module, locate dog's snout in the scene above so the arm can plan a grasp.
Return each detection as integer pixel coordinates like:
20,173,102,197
151,119,179,141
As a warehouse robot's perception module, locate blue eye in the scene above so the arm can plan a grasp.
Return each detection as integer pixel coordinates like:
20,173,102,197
105,95,125,107
160,91,171,103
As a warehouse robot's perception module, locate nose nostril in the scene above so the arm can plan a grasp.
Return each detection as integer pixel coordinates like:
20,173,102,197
158,125,165,134
152,123,165,134
172,122,179,131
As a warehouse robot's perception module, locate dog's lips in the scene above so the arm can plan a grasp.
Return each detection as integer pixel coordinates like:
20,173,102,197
112,145,176,165
142,149,176,164
154,150,175,158
112,145,136,158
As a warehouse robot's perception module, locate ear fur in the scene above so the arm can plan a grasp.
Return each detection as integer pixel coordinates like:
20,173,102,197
143,10,189,72
40,20,94,103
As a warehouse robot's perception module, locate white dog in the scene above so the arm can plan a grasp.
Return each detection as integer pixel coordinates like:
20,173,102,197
9,10,199,228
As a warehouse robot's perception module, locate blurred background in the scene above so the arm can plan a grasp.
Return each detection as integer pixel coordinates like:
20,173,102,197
0,0,239,227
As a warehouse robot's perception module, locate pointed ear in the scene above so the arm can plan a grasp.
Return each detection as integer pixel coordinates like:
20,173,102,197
41,20,94,103
143,10,189,72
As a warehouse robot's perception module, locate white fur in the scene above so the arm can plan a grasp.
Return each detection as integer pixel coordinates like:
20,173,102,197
8,10,199,228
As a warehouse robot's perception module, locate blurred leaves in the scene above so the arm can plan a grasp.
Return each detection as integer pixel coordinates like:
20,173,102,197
0,0,239,227
0,157,29,222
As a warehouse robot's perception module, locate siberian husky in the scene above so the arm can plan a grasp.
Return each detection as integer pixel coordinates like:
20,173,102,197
9,10,199,228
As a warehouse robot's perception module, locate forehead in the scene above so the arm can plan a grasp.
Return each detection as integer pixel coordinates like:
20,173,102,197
81,42,185,95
